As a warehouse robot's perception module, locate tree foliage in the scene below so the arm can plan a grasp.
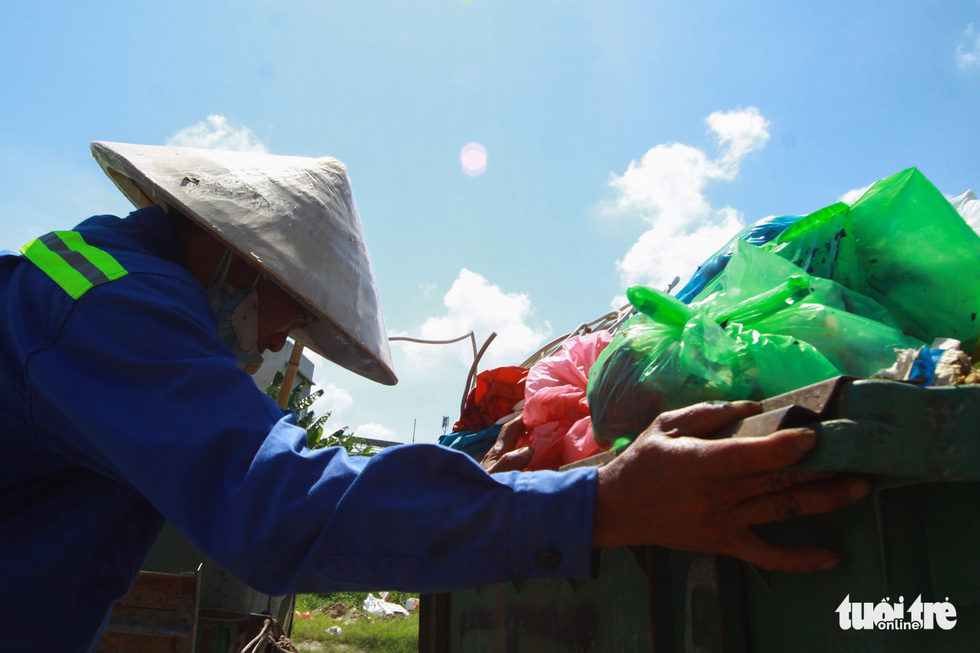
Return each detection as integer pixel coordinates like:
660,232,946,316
264,371,375,456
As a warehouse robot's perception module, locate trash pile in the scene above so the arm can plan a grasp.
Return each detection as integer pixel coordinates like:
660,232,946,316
294,592,420,638
441,168,980,467
322,601,355,618
362,592,411,617
439,334,615,470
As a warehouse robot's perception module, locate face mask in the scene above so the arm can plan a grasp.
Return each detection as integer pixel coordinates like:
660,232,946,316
207,263,264,375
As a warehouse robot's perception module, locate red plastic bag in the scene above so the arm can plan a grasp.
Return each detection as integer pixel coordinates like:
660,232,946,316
453,366,528,433
520,331,612,470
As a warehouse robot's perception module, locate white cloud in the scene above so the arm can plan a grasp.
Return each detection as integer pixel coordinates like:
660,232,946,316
393,268,552,370
604,107,770,291
706,107,771,172
615,208,743,295
303,349,355,420
419,282,440,298
166,115,269,152
316,382,354,413
956,24,980,70
354,423,397,440
297,271,549,447
839,184,871,205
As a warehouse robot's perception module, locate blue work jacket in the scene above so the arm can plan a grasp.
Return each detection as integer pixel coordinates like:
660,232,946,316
0,206,597,652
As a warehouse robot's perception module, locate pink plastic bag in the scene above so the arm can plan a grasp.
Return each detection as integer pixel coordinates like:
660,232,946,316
520,331,613,470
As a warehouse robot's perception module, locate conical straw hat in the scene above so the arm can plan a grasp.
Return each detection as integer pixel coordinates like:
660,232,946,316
91,141,397,385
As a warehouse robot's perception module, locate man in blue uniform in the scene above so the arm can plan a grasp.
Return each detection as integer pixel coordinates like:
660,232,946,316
0,142,870,651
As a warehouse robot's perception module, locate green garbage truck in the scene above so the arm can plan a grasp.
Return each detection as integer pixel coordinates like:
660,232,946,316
421,375,980,652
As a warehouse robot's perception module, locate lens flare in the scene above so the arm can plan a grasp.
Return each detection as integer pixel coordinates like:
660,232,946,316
460,142,487,176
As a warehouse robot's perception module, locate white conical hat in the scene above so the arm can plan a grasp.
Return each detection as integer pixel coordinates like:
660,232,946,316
91,141,397,385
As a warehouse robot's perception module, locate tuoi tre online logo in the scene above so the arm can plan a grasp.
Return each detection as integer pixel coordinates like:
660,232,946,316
837,595,957,631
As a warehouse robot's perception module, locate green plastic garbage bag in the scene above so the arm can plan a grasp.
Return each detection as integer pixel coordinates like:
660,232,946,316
765,167,980,351
587,241,925,446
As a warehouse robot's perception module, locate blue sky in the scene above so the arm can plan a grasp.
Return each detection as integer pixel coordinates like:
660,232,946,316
3,1,980,444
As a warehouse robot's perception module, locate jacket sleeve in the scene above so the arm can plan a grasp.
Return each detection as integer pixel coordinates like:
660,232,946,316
24,269,598,594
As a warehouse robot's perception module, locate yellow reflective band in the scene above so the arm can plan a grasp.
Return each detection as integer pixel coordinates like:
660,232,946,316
20,231,129,300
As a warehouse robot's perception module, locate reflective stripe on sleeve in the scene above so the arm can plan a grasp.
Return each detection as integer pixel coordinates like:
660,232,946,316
20,231,129,299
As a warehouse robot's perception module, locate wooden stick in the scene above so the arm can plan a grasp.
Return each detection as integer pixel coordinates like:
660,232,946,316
276,342,306,409
241,618,272,653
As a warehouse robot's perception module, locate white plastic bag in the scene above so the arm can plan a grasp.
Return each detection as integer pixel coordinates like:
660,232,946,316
362,593,409,617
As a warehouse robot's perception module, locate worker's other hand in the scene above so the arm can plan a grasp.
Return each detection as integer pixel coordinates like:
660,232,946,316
593,401,872,573
481,416,534,474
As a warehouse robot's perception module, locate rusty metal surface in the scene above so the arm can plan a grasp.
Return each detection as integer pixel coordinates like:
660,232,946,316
98,632,193,653
560,377,859,470
713,405,820,440
758,375,855,415
97,569,200,653
713,376,855,440
564,376,980,479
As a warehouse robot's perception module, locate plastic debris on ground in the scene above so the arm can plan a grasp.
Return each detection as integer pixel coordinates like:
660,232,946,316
362,593,410,617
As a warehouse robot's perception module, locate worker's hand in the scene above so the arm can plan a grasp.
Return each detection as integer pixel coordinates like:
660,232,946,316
592,400,872,573
481,416,534,474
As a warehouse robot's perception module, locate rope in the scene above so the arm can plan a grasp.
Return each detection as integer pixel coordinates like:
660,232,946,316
518,303,633,369
388,331,497,417
386,301,636,424
389,332,478,361
458,332,498,416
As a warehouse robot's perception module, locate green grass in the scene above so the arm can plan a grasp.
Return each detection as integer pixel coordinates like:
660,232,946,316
289,593,419,653
294,592,415,612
